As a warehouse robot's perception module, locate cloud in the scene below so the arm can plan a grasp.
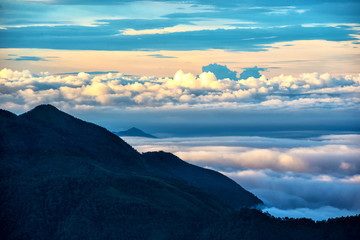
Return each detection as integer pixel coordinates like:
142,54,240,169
1,0,359,54
1,23,358,51
123,135,360,176
262,206,359,221
83,82,114,96
201,64,267,80
1,1,212,28
147,54,177,59
226,169,360,210
119,24,237,36
121,135,360,219
4,56,48,61
1,68,360,113
239,66,266,79
202,63,237,80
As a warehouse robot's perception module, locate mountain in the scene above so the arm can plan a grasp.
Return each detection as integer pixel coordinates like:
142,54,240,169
114,127,157,138
143,151,262,208
0,104,251,239
1,104,146,171
1,105,359,240
201,208,360,240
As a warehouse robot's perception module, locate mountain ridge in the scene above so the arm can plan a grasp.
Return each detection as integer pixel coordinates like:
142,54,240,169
143,151,262,208
0,104,261,209
0,104,233,239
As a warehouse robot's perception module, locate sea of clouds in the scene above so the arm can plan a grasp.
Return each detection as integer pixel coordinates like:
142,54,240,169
123,134,360,221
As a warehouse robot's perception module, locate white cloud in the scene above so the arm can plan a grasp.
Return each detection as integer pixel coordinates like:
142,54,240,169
225,168,360,211
83,82,114,96
120,24,237,36
1,68,359,112
119,19,252,36
191,144,359,174
341,175,360,184
121,135,360,219
316,134,360,146
123,135,360,176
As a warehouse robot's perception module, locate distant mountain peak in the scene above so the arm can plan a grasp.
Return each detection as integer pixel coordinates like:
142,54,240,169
114,127,157,138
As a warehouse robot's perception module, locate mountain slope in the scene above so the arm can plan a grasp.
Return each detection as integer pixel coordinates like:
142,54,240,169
1,104,146,172
0,105,235,239
114,127,157,138
143,151,262,208
0,105,261,209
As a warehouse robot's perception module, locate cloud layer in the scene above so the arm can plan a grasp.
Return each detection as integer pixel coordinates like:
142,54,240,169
1,68,359,112
123,134,360,220
124,135,360,177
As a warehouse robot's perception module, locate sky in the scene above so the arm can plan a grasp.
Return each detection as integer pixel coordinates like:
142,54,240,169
0,0,359,76
0,0,360,220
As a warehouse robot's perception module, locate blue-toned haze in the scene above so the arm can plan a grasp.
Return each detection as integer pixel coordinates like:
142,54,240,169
0,0,359,220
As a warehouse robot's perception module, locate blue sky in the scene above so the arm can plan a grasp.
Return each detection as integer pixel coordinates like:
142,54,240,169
1,0,359,52
0,0,359,77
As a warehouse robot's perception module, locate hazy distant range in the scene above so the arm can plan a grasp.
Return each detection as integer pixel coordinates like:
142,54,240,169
75,106,360,139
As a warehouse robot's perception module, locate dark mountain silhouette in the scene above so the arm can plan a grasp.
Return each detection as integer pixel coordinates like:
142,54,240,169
114,127,157,138
143,151,261,208
201,208,360,240
0,104,252,239
1,104,359,240
1,104,146,171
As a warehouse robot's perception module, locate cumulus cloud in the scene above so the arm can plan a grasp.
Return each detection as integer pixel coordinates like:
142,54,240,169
1,68,360,112
201,64,267,80
202,63,237,80
239,66,266,79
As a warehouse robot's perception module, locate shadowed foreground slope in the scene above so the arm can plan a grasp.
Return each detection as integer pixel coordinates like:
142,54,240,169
0,105,246,239
0,105,359,240
143,151,261,208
